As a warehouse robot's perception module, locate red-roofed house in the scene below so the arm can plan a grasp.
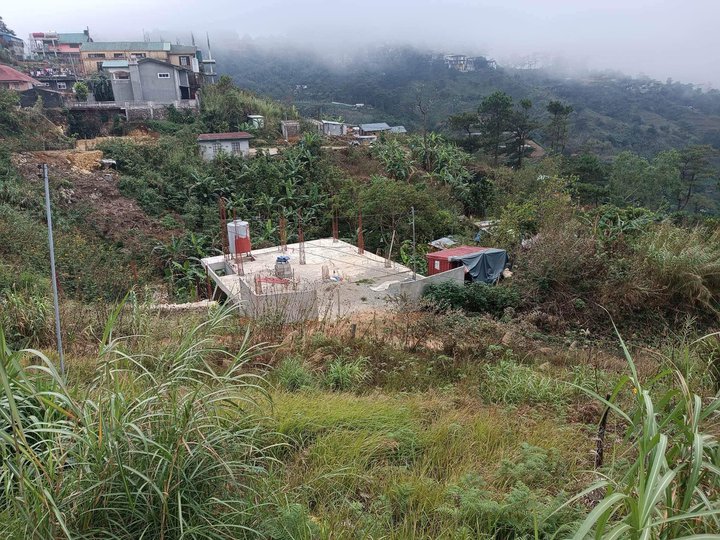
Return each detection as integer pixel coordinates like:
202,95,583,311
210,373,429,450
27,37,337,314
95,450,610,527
197,132,254,160
0,64,40,91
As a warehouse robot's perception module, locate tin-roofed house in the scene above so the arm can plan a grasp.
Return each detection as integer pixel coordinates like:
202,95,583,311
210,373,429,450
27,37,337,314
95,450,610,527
197,132,253,160
0,64,40,91
359,122,391,136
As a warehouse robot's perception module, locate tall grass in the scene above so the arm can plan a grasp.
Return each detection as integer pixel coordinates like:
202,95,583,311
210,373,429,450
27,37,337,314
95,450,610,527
0,306,278,539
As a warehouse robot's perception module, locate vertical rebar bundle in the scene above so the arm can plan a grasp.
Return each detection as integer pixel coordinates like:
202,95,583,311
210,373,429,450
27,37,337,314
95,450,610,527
280,217,287,252
357,211,364,254
332,210,339,243
298,212,306,265
219,198,229,260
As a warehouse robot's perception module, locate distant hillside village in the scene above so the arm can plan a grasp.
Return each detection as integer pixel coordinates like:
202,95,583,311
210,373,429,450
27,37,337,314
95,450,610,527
0,23,416,150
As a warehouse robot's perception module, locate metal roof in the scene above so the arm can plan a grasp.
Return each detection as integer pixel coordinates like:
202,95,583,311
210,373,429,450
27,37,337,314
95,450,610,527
359,122,390,131
0,31,23,42
0,64,39,84
197,132,254,141
58,33,91,44
101,60,129,68
81,41,171,52
426,246,489,261
169,44,197,54
389,125,407,133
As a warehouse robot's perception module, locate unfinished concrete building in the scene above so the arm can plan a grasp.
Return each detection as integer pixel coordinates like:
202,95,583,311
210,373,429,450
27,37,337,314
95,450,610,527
201,218,466,322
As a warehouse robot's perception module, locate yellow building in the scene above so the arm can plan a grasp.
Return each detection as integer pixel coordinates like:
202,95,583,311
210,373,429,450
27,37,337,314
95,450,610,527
80,42,198,75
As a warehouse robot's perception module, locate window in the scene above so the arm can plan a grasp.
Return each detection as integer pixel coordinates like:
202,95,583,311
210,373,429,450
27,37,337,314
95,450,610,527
212,142,222,155
88,53,106,59
157,72,171,79
56,82,66,90
231,141,242,154
434,261,440,270
96,62,104,71
113,53,125,58
113,71,130,80
179,55,190,66
130,53,146,59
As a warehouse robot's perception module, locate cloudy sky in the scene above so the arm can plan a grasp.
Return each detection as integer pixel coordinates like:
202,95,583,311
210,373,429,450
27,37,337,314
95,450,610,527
4,0,718,86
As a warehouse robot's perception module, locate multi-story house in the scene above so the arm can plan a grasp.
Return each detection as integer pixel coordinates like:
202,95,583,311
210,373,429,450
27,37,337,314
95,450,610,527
0,31,24,60
29,30,92,74
81,42,210,74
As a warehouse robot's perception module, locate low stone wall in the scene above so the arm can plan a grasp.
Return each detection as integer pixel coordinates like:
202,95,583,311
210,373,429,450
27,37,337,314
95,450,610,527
387,267,466,301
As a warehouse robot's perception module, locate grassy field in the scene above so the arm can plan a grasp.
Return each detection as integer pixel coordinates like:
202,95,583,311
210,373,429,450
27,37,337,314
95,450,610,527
3,299,717,539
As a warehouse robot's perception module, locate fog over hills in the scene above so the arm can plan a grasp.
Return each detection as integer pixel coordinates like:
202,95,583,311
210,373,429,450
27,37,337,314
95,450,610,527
4,0,720,87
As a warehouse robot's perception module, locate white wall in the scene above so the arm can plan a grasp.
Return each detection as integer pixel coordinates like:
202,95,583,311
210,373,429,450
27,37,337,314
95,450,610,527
198,139,250,160
386,267,466,301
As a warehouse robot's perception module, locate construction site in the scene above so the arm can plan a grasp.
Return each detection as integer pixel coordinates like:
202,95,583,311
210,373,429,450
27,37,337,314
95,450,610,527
201,212,465,322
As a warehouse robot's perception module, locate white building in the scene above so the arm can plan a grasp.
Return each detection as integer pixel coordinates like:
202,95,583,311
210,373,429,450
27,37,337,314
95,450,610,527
197,132,253,160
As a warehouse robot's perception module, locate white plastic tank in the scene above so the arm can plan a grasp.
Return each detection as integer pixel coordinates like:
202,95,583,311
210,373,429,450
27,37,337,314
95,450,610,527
227,220,251,254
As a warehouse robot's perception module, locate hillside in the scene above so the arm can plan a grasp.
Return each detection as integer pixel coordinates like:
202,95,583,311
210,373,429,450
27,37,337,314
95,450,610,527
217,44,720,158
1,75,719,538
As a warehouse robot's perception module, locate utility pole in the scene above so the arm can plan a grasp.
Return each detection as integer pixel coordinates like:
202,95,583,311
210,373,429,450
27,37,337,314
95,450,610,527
411,206,417,280
40,163,64,376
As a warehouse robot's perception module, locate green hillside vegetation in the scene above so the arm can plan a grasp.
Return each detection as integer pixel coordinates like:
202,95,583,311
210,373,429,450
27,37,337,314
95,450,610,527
218,45,720,157
1,72,719,538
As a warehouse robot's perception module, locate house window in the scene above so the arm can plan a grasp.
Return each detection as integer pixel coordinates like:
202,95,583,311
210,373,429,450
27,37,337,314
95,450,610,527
434,261,440,270
113,71,130,80
113,53,125,58
56,82,66,90
96,62,104,71
157,72,171,79
212,142,223,154
179,55,190,66
130,53,146,59
88,53,106,59
231,141,242,154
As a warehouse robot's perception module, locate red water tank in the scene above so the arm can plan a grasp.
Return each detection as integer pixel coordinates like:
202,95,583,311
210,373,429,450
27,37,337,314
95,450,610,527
228,220,251,254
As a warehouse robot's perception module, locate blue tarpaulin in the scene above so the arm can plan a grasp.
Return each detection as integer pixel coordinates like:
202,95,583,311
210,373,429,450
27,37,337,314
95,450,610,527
456,248,508,284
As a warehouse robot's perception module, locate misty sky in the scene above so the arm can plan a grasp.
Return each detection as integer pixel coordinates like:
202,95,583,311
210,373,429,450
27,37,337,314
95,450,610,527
4,0,718,86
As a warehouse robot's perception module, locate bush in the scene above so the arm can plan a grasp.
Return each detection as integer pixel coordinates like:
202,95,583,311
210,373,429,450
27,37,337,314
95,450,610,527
632,222,720,316
424,281,520,316
323,356,370,391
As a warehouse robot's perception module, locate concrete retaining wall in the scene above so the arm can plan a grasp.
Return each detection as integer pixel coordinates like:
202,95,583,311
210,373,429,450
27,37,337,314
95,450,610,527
387,267,466,301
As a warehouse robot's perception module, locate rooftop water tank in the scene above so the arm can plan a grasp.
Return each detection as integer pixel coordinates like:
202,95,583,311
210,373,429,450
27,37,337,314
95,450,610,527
227,220,251,255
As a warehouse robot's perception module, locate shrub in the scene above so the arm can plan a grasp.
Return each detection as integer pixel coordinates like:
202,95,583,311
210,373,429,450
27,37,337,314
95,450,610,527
275,356,315,391
323,356,370,391
632,222,720,316
0,288,50,348
424,281,520,317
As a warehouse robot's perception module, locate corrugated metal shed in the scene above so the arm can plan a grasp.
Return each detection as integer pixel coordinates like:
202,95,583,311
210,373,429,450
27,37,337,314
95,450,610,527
359,122,390,132
389,125,407,133
426,246,489,276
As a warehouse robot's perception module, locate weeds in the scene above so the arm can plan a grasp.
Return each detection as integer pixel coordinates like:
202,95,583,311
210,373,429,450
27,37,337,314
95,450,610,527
323,355,370,391
274,356,315,391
